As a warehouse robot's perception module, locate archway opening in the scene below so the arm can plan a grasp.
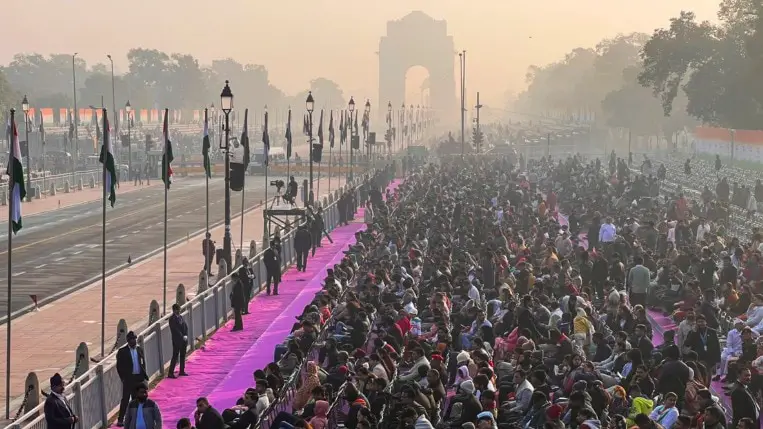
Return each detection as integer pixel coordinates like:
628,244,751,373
404,66,430,107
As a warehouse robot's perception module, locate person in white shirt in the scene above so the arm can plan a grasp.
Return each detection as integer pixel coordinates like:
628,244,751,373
745,295,763,334
648,392,680,429
696,219,711,243
715,319,745,380
599,217,616,244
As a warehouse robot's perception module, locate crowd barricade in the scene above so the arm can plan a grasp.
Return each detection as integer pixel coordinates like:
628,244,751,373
0,169,102,201
8,174,379,429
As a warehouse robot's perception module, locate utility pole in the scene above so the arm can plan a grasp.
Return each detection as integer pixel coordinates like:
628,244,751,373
459,50,466,158
475,91,482,152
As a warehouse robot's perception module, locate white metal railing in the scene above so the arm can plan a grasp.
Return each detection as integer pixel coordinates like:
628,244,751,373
7,175,366,429
0,170,102,197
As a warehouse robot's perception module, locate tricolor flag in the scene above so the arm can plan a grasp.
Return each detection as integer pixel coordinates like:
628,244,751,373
241,108,250,168
7,113,26,234
303,114,309,135
98,109,116,207
202,109,211,178
161,109,174,188
329,110,335,148
260,109,268,167
285,108,293,159
339,111,345,145
317,109,324,146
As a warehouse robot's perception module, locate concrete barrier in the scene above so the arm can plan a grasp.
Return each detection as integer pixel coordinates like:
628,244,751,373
22,372,40,415
50,182,57,196
217,259,228,284
149,300,160,325
64,181,70,193
115,319,128,350
73,343,89,379
197,270,208,294
88,175,95,189
175,283,186,306
33,186,41,199
249,240,257,259
77,178,83,191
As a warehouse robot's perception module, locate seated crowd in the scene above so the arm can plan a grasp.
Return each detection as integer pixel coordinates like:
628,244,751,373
179,150,763,429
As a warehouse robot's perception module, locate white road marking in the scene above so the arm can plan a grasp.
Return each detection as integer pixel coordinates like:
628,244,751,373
71,251,83,255
106,239,114,244
54,257,66,262
117,234,128,239
34,264,47,269
12,271,26,277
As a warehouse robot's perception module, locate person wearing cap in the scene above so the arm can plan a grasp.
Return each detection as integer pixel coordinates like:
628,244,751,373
44,373,77,429
116,331,148,426
476,410,497,429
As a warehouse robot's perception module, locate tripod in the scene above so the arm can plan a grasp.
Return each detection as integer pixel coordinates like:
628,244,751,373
269,187,284,208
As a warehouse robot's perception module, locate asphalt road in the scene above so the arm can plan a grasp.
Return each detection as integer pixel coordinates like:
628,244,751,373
0,175,300,318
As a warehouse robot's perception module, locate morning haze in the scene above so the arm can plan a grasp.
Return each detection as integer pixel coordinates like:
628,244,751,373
0,0,719,108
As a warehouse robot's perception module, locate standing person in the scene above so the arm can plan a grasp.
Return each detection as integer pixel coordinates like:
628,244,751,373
116,331,148,427
598,216,616,255
230,271,246,331
364,200,374,225
202,233,215,275
168,303,188,378
263,240,281,295
731,368,760,427
685,315,721,375
123,383,162,429
294,224,312,272
240,261,254,313
44,373,77,429
627,256,651,307
310,207,325,256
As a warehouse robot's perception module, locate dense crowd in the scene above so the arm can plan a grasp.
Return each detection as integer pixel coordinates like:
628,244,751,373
151,147,763,429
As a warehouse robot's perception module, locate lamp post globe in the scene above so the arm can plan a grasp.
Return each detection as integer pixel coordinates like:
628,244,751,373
387,101,392,114
220,80,233,113
306,91,314,113
21,95,29,113
364,99,371,114
125,100,132,181
348,97,355,113
20,95,31,201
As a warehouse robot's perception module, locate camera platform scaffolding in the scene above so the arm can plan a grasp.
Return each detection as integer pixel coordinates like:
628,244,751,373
263,203,334,246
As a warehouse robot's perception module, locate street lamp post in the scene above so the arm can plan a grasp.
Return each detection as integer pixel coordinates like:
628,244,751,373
364,99,371,163
220,81,234,268
306,91,315,205
348,97,355,183
387,101,392,156
125,101,132,181
21,96,31,202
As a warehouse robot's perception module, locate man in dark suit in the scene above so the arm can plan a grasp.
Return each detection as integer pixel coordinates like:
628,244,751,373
44,373,77,429
685,314,721,372
230,271,246,331
294,224,311,272
731,368,760,427
195,397,225,429
168,303,189,378
116,331,148,427
263,240,281,295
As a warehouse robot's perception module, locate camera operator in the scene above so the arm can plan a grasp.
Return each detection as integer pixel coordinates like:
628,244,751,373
288,176,298,200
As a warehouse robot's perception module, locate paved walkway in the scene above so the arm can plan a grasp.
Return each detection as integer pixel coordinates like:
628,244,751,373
0,182,158,221
0,175,345,412
149,209,367,426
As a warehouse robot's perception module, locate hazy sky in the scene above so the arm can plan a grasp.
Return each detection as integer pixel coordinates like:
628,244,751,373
0,0,721,108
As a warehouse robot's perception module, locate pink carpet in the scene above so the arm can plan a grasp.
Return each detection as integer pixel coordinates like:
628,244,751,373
148,215,367,426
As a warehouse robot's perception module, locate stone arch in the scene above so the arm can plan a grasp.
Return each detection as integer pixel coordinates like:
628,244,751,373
379,11,456,122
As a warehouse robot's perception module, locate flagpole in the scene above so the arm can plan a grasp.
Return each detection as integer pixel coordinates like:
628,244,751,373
5,109,14,420
163,108,168,316
205,109,209,242
329,111,332,195
100,108,107,358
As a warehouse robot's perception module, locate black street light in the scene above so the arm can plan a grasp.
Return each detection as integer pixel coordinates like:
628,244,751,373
364,99,371,162
125,100,132,181
306,91,315,205
21,95,31,202
220,80,234,268
348,96,355,183
387,101,392,155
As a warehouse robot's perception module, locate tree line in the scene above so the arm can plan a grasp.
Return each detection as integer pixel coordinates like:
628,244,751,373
0,48,348,118
515,0,763,135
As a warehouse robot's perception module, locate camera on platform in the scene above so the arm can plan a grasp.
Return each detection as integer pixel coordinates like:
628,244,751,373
270,180,285,191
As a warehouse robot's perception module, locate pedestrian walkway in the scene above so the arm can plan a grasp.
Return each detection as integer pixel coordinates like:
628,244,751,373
148,209,367,426
0,176,344,411
0,181,158,221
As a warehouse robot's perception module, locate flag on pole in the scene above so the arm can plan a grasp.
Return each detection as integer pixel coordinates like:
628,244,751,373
339,111,345,145
94,110,101,142
261,109,269,167
285,108,293,159
39,116,45,146
303,114,309,135
99,109,116,207
353,112,359,137
317,109,324,146
202,109,211,178
161,109,174,188
7,114,26,234
329,110,335,148
242,108,251,167
68,110,74,141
